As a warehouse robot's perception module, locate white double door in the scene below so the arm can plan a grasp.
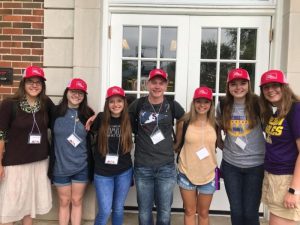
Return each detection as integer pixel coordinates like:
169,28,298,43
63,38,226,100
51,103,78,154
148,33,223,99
109,13,270,212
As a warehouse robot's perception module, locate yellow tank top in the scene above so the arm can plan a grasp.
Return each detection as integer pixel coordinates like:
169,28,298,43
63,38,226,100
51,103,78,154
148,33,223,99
178,123,217,185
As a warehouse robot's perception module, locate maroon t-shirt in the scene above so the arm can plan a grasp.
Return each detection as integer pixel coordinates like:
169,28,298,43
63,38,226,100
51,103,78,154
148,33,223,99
264,102,300,174
0,99,50,166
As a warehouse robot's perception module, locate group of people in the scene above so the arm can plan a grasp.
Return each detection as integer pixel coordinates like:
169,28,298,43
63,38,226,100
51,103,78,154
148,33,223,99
0,65,299,225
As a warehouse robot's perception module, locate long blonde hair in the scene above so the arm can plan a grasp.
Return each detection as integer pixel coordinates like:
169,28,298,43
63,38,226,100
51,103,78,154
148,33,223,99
97,98,133,157
260,84,299,125
181,99,216,128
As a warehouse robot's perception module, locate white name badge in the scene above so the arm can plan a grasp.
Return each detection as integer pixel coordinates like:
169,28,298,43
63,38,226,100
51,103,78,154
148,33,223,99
105,154,119,165
28,133,42,144
67,133,82,148
235,137,246,150
150,129,165,145
196,147,209,160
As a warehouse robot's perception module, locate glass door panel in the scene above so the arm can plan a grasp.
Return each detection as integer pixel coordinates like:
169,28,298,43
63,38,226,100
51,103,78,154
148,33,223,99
110,14,270,212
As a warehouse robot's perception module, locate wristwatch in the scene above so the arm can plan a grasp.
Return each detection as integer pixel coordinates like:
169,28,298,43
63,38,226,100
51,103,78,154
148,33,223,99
288,187,300,195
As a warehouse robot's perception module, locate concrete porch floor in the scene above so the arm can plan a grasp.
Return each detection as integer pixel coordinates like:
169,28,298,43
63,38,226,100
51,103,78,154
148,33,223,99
31,212,269,225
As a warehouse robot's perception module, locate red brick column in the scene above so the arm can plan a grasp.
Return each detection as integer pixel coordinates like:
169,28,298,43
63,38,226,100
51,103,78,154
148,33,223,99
0,0,44,100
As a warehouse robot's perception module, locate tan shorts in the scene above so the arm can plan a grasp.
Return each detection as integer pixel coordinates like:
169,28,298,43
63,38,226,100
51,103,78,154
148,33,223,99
262,171,300,221
0,159,52,223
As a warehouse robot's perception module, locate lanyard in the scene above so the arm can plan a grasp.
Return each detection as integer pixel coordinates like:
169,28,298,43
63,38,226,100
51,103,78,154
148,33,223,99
149,101,163,136
30,112,41,135
73,111,78,135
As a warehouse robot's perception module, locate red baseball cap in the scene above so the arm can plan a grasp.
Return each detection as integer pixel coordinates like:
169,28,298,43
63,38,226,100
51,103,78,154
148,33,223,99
106,86,125,99
23,66,46,80
227,68,250,83
148,68,168,81
260,70,288,86
67,78,87,93
193,86,213,101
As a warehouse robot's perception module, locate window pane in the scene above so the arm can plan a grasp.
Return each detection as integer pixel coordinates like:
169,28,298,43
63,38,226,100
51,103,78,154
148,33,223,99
161,27,177,59
219,63,236,93
240,63,255,90
142,26,158,58
141,61,156,91
221,28,237,59
123,26,139,57
126,94,137,106
201,28,218,59
122,60,138,91
200,62,216,92
240,29,257,60
160,61,176,92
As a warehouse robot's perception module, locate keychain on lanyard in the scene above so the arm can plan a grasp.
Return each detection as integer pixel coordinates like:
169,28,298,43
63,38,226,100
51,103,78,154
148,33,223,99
28,112,42,144
67,111,82,148
149,102,165,145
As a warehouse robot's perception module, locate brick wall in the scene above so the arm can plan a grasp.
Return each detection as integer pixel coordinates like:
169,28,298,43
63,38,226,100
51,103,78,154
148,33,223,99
0,0,44,100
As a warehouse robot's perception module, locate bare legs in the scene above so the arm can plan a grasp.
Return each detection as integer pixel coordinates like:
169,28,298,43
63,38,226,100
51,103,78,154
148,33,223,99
56,183,87,225
269,213,297,225
180,188,213,225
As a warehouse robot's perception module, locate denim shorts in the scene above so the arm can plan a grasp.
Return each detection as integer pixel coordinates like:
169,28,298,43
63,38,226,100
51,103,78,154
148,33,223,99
177,171,215,195
53,167,89,187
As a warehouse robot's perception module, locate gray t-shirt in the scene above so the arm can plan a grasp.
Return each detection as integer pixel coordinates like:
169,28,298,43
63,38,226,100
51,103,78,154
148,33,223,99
129,97,185,167
53,108,88,176
217,102,265,168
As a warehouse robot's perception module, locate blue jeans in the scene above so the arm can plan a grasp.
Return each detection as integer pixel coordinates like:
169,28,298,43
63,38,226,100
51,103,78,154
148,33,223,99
134,163,176,225
221,160,264,225
93,168,133,225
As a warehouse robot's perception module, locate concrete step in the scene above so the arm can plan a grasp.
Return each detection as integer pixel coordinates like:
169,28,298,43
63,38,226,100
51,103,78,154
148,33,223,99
29,213,269,225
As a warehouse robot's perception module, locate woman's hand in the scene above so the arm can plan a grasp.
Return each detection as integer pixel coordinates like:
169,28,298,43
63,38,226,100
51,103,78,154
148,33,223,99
284,192,299,209
85,115,96,131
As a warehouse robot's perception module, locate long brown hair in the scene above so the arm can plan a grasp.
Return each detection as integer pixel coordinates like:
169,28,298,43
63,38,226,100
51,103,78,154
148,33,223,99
8,77,48,112
260,84,300,125
181,99,216,128
97,97,133,156
221,81,259,131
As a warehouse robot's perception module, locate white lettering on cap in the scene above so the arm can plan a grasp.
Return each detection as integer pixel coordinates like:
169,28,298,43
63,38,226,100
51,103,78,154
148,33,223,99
233,71,242,77
76,81,85,88
32,68,41,75
266,74,277,80
112,88,120,94
199,90,208,95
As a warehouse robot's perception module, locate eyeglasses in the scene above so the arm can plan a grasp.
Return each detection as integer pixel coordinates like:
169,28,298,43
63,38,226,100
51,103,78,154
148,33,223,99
69,90,85,97
25,80,42,86
262,83,282,91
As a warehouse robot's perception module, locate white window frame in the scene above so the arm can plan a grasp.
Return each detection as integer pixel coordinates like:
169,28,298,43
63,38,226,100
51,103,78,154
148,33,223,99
109,0,276,6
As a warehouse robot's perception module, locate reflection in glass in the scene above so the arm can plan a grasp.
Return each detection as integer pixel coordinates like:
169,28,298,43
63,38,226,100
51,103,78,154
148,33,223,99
122,60,138,91
142,27,158,58
123,26,139,57
221,28,237,59
240,63,255,90
141,61,156,91
240,29,257,60
201,28,218,59
219,63,236,93
161,27,177,59
200,63,216,92
126,94,137,106
165,95,175,101
160,61,176,92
